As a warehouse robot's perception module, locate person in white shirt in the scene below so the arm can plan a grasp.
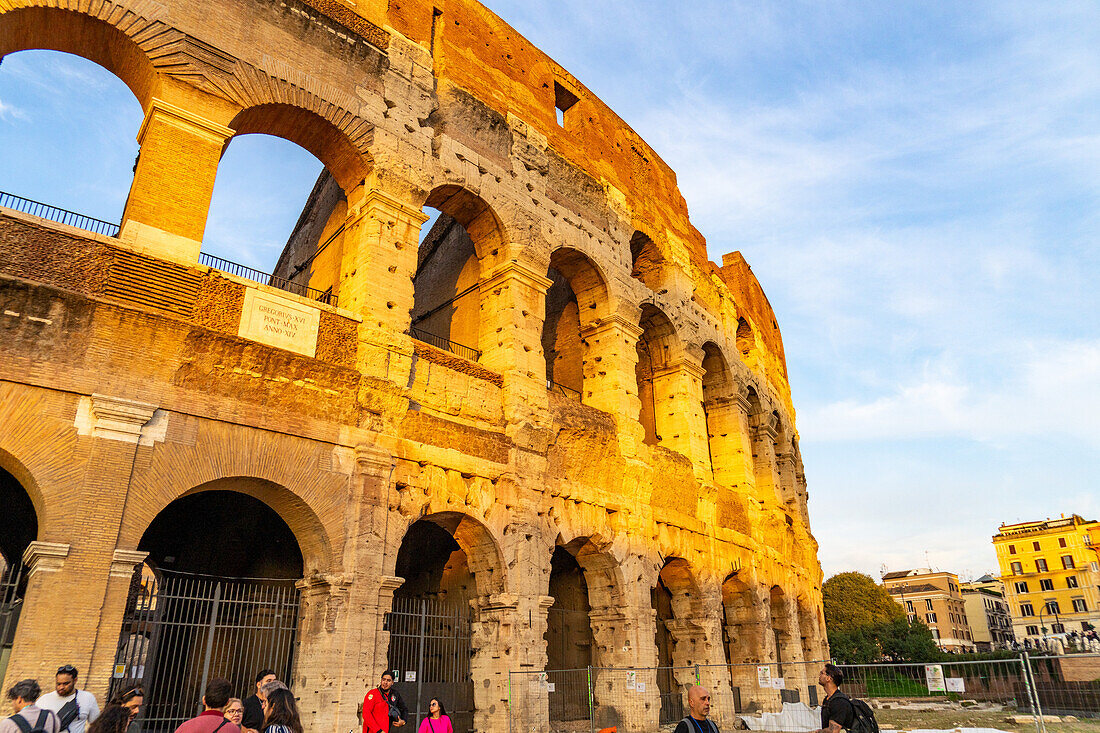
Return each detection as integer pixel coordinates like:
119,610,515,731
36,666,98,733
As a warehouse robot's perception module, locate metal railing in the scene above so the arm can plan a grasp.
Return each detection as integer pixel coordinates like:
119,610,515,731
547,380,581,400
198,252,337,307
409,326,481,361
0,190,120,237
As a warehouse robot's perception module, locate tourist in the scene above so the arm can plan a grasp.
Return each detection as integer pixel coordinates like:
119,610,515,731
241,671,276,733
107,684,144,732
172,679,239,733
87,707,132,733
259,689,301,733
38,665,99,733
813,664,854,733
416,699,451,733
0,679,60,733
223,700,244,730
673,685,718,733
361,672,407,733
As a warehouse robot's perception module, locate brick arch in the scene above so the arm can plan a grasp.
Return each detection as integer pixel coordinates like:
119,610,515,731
410,510,506,598
0,448,42,566
139,476,331,578
226,103,373,198
425,185,508,266
0,4,159,108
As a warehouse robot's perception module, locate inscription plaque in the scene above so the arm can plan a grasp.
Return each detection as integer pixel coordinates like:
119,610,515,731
238,288,320,357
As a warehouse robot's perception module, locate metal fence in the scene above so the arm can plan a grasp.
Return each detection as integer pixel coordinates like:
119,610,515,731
0,190,120,236
111,569,300,733
199,252,337,307
510,656,1100,733
409,326,482,361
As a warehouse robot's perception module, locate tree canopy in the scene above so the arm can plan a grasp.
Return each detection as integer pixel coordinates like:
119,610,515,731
823,572,905,633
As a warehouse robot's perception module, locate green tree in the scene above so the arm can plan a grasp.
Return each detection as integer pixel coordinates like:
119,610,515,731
823,572,905,634
877,617,940,661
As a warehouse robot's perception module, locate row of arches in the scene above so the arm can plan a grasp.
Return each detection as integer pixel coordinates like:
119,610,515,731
0,439,824,731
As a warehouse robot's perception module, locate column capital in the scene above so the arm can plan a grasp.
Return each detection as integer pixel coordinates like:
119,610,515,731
652,358,706,381
354,187,431,225
355,444,394,473
580,313,644,341
139,98,234,146
480,260,554,292
75,395,158,444
378,575,405,601
22,541,70,576
109,549,149,579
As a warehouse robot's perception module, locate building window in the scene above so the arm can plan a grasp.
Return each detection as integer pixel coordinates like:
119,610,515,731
1059,537,1067,548
1072,599,1087,613
1040,579,1054,591
908,613,916,623
1026,625,1039,636
1015,581,1028,594
1036,558,1048,572
1052,623,1065,633
926,599,934,610
926,612,937,623
1092,561,1099,572
1045,601,1060,615
1067,576,1078,589
1062,555,1075,569
1011,562,1023,575
905,600,914,612
1021,603,1034,617
1009,545,1017,555
930,628,940,639
553,81,580,127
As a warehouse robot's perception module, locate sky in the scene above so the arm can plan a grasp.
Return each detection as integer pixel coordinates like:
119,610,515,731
1,2,1098,582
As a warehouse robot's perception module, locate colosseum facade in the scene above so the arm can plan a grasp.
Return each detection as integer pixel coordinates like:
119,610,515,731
0,0,827,731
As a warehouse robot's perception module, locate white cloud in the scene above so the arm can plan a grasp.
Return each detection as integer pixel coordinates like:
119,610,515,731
801,340,1100,445
0,98,27,122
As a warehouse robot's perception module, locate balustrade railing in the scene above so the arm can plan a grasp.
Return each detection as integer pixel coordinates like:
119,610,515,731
0,190,120,237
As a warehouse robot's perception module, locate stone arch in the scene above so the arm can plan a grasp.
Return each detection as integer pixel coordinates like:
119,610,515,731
0,5,159,108
122,476,333,579
736,317,757,362
722,573,763,663
0,449,44,547
769,585,798,674
543,247,612,397
226,103,373,200
399,510,507,598
630,230,665,291
702,342,737,479
636,304,682,446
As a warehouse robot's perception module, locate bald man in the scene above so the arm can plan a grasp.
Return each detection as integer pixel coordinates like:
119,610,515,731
674,685,718,733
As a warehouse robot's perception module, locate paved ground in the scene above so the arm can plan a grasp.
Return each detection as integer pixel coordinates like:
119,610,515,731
876,707,1100,733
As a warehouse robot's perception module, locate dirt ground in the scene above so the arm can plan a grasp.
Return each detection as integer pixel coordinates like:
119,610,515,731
875,707,1100,733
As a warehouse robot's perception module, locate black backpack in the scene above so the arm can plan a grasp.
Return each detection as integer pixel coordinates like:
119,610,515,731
848,697,879,733
9,710,51,733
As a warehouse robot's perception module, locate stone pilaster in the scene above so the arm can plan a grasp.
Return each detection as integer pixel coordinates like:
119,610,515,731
752,424,781,505
580,315,645,454
650,358,711,479
120,99,233,263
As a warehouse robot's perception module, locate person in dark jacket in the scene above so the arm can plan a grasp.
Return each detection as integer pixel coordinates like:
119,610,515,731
814,664,854,733
241,671,276,733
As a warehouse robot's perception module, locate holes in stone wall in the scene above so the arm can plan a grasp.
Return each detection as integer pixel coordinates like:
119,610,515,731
554,81,579,128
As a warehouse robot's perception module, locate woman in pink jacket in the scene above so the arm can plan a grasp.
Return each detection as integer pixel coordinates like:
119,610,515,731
415,699,451,733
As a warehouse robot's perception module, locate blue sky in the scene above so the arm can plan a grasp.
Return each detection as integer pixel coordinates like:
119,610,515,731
2,2,1098,581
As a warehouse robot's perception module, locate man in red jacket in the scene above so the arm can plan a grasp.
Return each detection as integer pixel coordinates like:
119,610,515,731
174,679,239,733
362,672,406,733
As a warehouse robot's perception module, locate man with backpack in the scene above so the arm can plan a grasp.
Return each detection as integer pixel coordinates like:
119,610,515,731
0,679,60,733
173,679,239,733
673,685,718,733
38,665,99,733
815,664,878,733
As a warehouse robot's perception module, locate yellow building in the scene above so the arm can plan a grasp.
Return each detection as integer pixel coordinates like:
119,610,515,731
883,569,976,653
994,515,1100,641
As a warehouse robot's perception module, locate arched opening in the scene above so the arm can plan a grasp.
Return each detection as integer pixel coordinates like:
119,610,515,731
702,343,735,478
542,248,610,401
722,574,761,713
736,317,756,361
411,187,506,362
0,464,37,685
630,230,665,291
206,104,371,308
653,558,703,726
769,585,797,699
0,47,143,235
387,513,504,732
113,490,305,729
545,545,595,724
636,305,679,447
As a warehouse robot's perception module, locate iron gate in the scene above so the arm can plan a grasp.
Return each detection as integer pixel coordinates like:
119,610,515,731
546,606,593,724
0,562,26,682
111,568,301,733
386,596,473,733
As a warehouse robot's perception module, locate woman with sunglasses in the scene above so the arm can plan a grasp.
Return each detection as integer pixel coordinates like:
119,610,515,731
415,699,452,733
89,684,143,733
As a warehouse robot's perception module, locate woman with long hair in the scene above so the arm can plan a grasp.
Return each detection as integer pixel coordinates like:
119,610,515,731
87,706,133,733
416,698,452,733
262,688,303,733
